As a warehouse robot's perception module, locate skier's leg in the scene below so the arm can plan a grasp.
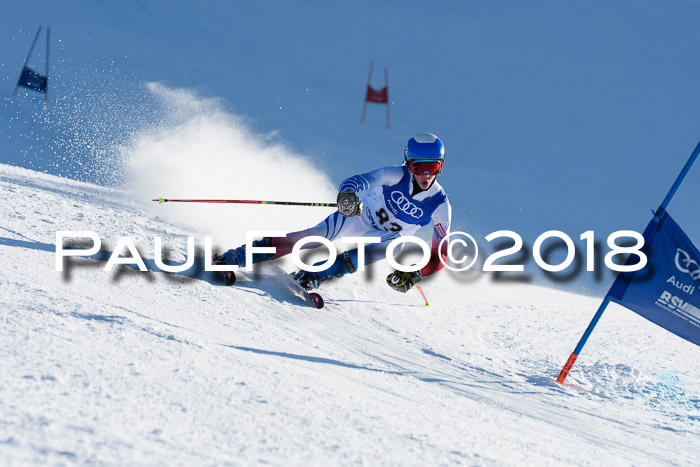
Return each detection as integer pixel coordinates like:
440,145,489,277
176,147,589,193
270,211,361,258
216,237,276,268
217,212,364,268
347,231,403,269
293,230,402,290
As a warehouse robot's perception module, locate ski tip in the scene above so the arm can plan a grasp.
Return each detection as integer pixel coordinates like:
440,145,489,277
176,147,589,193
224,271,236,286
152,197,167,204
309,292,324,309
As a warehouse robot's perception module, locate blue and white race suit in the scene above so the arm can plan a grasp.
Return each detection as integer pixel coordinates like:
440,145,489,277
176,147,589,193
270,164,452,276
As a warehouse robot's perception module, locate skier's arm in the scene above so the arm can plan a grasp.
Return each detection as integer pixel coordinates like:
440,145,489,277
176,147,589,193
337,166,405,194
337,166,406,217
420,200,452,277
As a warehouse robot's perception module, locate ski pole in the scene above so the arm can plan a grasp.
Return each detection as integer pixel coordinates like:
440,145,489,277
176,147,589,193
415,285,431,308
153,197,337,208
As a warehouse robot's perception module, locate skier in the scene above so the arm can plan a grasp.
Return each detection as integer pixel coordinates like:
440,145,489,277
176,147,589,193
215,132,452,293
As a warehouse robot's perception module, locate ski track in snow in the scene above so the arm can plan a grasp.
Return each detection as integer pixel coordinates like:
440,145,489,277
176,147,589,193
0,164,699,465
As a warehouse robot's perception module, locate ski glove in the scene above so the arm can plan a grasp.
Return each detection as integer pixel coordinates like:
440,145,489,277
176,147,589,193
386,270,421,293
337,190,362,217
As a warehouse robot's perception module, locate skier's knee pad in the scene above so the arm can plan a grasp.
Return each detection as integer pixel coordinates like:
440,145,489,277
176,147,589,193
342,250,357,274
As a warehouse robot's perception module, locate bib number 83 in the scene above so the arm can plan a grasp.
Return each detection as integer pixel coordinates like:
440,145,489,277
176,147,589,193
375,208,402,232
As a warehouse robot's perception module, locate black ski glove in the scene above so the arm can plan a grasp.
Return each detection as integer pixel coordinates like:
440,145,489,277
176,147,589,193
386,270,421,293
337,190,362,217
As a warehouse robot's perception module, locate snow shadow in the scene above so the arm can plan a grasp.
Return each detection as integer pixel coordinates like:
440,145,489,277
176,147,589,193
0,234,228,285
222,345,408,375
0,236,55,254
71,312,127,324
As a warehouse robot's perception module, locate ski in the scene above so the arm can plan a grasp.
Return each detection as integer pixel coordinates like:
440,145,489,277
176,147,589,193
214,256,324,309
263,265,325,309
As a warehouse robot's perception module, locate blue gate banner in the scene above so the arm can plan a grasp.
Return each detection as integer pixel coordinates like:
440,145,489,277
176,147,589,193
609,213,700,347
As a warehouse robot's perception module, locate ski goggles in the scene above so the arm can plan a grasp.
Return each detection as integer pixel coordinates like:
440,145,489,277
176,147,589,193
408,159,443,176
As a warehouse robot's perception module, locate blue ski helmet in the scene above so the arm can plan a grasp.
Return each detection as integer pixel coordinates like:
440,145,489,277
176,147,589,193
404,133,445,175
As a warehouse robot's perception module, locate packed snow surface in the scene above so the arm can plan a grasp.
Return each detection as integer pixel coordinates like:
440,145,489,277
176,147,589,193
1,163,698,465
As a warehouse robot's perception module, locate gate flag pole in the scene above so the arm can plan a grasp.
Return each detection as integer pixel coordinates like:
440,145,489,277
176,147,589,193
653,138,700,221
360,61,390,129
13,26,42,96
44,27,50,102
384,66,390,129
557,138,700,384
360,61,374,124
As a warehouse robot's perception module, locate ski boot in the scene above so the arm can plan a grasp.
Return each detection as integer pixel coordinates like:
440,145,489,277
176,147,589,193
289,271,326,308
292,251,357,291
214,238,276,286
213,246,246,286
292,270,327,291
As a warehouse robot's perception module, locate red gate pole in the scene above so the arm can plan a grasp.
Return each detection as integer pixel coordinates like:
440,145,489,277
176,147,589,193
360,61,374,123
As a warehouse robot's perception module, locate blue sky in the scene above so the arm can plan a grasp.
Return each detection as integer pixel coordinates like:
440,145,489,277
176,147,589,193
3,0,700,294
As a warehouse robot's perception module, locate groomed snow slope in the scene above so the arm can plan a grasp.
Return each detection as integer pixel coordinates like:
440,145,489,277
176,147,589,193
0,164,698,465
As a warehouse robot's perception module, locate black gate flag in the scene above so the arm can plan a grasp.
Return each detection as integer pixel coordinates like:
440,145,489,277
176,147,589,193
13,26,50,100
